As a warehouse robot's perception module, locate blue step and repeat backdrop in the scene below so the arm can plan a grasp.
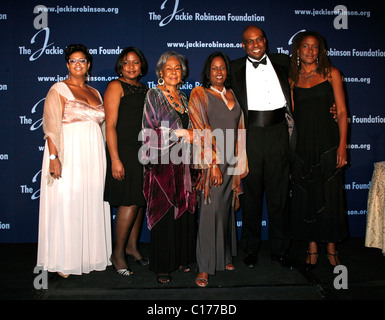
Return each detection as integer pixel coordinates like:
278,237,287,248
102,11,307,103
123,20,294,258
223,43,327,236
0,0,384,242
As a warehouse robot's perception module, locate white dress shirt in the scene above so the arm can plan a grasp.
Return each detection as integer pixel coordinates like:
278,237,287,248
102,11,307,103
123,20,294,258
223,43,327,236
246,55,287,111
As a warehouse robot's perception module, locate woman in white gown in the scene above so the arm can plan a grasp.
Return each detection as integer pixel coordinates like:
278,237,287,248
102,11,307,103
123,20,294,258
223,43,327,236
37,44,112,277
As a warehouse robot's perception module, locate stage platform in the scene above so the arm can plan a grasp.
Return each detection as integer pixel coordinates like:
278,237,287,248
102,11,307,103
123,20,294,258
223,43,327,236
1,238,384,304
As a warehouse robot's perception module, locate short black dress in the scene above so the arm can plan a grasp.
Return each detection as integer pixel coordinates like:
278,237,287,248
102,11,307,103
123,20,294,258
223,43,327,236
290,80,348,242
104,80,148,207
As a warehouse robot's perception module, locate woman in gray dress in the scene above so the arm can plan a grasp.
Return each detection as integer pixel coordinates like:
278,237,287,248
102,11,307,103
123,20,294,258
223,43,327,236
188,52,248,287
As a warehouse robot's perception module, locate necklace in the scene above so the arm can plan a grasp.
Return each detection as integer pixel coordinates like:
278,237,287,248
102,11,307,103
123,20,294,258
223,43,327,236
210,86,228,105
299,69,318,82
163,86,185,113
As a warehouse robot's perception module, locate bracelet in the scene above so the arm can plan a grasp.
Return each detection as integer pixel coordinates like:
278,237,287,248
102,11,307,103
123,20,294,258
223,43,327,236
112,158,120,162
212,164,218,168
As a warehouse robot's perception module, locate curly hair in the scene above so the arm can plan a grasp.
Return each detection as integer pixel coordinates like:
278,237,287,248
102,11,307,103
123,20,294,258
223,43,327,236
201,52,231,89
289,31,332,85
64,43,93,73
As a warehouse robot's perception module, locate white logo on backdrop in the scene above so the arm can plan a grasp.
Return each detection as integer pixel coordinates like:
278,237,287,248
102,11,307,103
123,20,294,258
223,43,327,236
20,170,41,200
30,28,55,61
159,0,183,27
18,27,63,62
17,6,62,61
20,98,44,131
274,29,306,56
150,0,265,27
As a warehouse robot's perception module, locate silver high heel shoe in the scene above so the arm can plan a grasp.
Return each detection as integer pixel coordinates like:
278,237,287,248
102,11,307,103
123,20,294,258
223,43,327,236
110,257,133,277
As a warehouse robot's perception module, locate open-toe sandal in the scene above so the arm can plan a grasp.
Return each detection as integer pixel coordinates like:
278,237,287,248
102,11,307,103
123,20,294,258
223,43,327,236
178,265,191,273
157,273,171,284
195,277,208,288
195,273,209,287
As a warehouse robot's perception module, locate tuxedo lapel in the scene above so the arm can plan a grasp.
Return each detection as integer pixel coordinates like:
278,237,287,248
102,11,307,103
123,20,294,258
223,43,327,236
231,55,293,124
232,57,248,116
230,54,296,157
270,61,291,109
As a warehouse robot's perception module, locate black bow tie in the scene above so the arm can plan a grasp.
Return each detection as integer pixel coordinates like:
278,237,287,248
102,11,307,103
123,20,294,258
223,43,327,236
248,56,267,68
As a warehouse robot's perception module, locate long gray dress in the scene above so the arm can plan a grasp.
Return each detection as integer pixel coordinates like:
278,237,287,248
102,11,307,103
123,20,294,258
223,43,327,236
196,91,241,275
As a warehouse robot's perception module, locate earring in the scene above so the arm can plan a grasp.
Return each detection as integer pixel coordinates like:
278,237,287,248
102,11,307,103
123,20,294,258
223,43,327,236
297,55,300,67
158,78,164,85
86,72,90,82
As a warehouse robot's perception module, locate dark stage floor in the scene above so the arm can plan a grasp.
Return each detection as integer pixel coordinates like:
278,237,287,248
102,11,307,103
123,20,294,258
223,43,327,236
1,238,384,307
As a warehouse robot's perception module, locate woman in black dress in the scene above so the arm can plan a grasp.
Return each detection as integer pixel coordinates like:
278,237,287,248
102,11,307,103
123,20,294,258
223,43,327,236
104,47,149,276
289,31,349,269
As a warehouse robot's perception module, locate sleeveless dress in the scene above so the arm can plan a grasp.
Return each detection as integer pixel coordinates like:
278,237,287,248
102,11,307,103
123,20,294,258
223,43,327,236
104,81,147,207
196,91,241,275
290,80,348,242
37,82,112,275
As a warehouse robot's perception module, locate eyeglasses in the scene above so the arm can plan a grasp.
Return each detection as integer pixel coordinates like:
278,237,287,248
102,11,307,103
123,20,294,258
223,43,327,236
68,59,87,64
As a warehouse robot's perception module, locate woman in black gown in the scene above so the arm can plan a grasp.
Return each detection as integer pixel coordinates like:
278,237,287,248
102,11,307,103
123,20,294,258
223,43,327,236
289,31,349,270
104,47,149,276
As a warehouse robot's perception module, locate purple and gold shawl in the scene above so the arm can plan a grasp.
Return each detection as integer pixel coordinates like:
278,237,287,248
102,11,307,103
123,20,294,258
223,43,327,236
141,86,196,230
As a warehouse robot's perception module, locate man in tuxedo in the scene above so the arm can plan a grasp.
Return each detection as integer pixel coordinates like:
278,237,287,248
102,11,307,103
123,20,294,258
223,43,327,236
230,25,296,268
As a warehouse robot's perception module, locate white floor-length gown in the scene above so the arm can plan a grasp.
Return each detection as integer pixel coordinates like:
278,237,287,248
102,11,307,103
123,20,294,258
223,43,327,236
37,82,112,275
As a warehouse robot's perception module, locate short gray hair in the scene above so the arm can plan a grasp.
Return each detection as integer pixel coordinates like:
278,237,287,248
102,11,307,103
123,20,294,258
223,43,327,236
155,51,188,80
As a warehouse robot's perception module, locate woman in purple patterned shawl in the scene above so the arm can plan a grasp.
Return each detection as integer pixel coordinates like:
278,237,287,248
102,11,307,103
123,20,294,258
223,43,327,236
141,51,197,284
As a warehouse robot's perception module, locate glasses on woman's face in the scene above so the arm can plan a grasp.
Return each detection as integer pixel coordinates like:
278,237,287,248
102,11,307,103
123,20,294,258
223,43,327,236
68,59,87,64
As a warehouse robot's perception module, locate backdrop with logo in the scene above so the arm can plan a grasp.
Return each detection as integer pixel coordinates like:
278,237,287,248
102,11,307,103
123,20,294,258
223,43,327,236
0,0,384,243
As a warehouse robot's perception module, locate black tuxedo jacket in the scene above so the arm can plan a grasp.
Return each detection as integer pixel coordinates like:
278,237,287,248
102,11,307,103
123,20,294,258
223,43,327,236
230,53,296,155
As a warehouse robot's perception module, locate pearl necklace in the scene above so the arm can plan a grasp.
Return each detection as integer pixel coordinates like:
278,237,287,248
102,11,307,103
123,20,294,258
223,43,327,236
210,86,228,105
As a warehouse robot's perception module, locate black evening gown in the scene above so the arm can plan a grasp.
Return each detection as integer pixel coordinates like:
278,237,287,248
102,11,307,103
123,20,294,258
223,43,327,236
290,80,348,242
104,80,147,207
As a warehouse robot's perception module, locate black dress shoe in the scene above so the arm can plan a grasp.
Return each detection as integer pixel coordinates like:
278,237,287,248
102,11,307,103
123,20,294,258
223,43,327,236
126,254,149,266
243,253,257,267
304,251,318,271
271,255,296,269
135,257,149,266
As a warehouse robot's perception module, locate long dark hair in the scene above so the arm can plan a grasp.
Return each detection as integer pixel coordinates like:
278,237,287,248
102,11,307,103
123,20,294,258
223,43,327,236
201,52,231,89
289,31,332,85
115,47,148,79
